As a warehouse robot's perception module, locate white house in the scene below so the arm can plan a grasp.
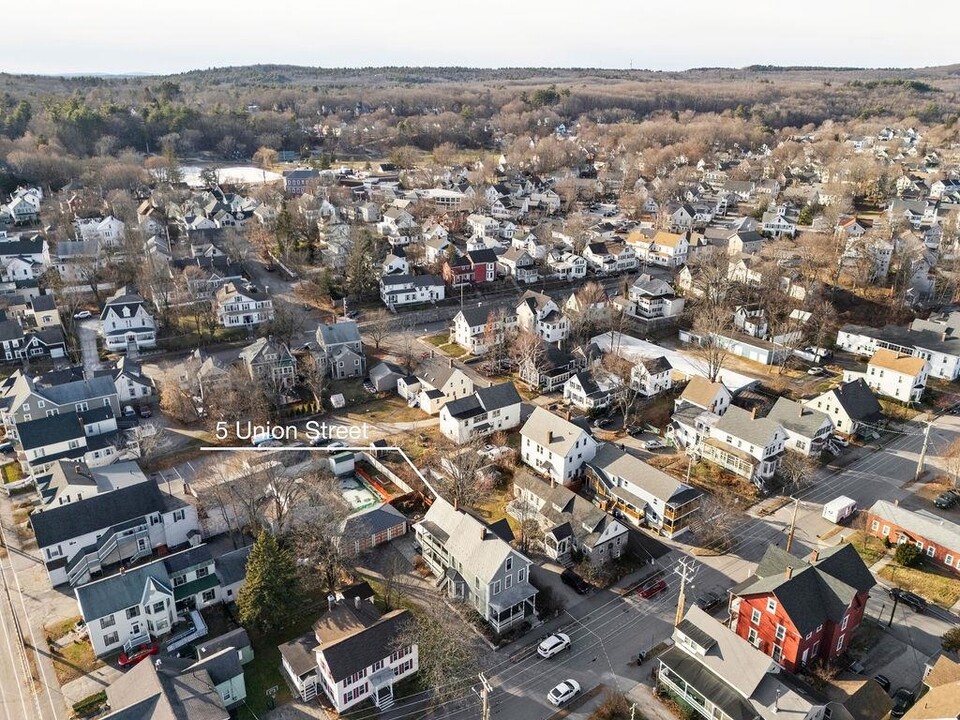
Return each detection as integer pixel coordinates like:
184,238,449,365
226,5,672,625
405,359,475,415
520,407,598,485
628,275,685,320
75,545,223,657
632,356,673,397
805,379,883,437
586,444,702,538
836,319,960,381
628,230,689,268
497,247,539,283
449,304,518,355
845,348,929,404
379,274,445,308
31,477,200,587
100,287,157,352
439,382,522,444
415,498,536,634
546,251,587,280
279,594,417,712
675,376,732,415
516,290,569,344
766,397,834,456
76,215,125,247
563,371,619,412
316,321,365,380
700,406,787,487
214,282,274,327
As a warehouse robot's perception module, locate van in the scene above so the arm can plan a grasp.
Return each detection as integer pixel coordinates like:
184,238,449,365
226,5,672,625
822,496,857,524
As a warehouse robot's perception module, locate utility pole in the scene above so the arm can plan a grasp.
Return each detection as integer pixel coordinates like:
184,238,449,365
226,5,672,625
785,497,801,553
673,557,699,626
915,420,933,481
478,672,492,720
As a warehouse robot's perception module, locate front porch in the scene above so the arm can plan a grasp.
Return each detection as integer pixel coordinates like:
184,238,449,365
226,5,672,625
488,584,537,634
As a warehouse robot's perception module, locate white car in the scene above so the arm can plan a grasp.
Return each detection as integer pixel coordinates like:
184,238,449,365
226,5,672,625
641,439,667,451
537,633,571,659
548,679,581,706
73,310,92,319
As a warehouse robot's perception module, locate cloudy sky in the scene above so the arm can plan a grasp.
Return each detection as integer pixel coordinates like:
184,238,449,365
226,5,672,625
6,1,960,75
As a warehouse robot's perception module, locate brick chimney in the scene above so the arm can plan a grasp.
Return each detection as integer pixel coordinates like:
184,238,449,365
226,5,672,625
810,549,820,562
784,565,793,580
751,406,757,419
453,497,459,511
548,431,555,443
479,526,486,541
449,358,454,369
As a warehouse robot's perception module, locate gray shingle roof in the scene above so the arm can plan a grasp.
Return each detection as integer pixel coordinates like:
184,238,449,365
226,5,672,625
214,546,251,588
75,556,172,621
766,397,831,438
341,503,407,542
589,444,701,506
31,480,165,548
17,411,85,451
520,407,593,456
316,320,361,347
814,379,883,422
104,654,229,720
867,499,960,551
319,609,412,682
713,406,783,448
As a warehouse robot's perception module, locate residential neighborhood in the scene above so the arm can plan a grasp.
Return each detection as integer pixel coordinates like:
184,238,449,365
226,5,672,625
1,47,960,720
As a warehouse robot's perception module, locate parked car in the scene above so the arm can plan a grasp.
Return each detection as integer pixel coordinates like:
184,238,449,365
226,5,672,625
122,405,137,417
0,440,13,453
831,435,850,448
310,436,332,447
118,640,160,668
327,441,347,449
934,489,960,509
560,569,591,594
639,578,668,599
887,588,927,613
346,310,360,319
537,633,572,659
874,675,891,692
139,407,152,418
695,590,723,612
73,310,92,319
807,366,826,376
547,679,581,707
641,439,668,451
362,381,377,394
592,417,613,429
891,688,915,717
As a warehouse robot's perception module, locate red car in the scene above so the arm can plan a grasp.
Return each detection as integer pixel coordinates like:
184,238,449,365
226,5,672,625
638,578,667,599
118,640,159,667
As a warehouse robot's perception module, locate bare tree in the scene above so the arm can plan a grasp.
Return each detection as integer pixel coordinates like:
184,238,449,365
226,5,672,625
511,330,546,388
365,309,393,351
268,301,307,347
298,352,330,408
690,305,733,383
943,438,960,488
777,452,819,495
600,353,642,426
291,470,353,593
434,443,495,509
693,492,744,552
158,379,200,424
393,602,480,705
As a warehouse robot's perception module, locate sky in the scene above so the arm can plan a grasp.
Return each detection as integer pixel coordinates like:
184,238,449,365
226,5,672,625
5,1,960,75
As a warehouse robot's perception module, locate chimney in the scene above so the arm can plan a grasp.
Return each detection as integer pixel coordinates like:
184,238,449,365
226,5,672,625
810,549,820,562
894,499,900,507
784,565,793,580
550,476,556,488
354,596,361,609
449,358,454,369
751,406,757,419
327,593,335,612
155,658,162,670
479,526,486,541
548,431,555,443
453,497,459,511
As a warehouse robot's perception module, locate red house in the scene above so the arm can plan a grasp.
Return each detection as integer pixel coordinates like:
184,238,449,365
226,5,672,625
729,544,874,672
443,249,498,287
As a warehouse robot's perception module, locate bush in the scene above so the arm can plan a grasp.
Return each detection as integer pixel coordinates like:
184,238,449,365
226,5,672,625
589,690,635,720
943,627,960,653
72,690,107,717
895,543,921,568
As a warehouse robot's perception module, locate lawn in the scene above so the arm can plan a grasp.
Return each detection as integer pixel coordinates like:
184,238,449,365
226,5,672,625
238,614,318,720
49,638,104,686
472,484,518,533
347,394,429,424
424,333,448,348
845,532,888,567
879,561,960,607
1,462,22,484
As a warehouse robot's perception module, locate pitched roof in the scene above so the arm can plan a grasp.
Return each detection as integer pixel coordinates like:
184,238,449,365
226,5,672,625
104,653,229,720
75,556,173,621
520,407,592,456
732,544,875,634
589,444,701,506
679,376,729,410
17,411,85,451
811,379,883,422
869,348,928,376
31,480,165,548
214,546,251,588
713,406,783,448
417,497,522,583
766,397,831,437
640,356,672,375
341,502,407,541
318,608,412,682
867,499,960,550
316,320,361,346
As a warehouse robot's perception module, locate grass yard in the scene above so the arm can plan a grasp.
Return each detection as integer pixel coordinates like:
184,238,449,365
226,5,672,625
347,394,430,424
879,561,960,607
845,532,888,567
49,638,104,686
424,333,448,347
1,462,22,484
472,484,518,533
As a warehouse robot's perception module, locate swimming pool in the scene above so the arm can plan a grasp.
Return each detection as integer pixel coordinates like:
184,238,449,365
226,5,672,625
339,477,380,511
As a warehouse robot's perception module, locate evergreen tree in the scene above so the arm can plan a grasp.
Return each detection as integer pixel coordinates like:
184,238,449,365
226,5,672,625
237,531,302,633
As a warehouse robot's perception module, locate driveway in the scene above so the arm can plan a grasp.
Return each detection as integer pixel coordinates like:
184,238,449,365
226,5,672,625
75,319,101,375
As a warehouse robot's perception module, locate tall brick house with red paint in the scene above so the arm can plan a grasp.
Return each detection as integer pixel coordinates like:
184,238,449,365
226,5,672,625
443,249,498,288
729,544,875,672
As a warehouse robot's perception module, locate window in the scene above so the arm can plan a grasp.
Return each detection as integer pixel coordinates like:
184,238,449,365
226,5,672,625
882,525,890,536
505,557,513,572
751,608,761,625
172,509,185,522
836,634,845,652
871,520,880,531
772,644,783,663
173,576,186,587
518,568,526,583
492,581,501,595
946,555,954,567
927,545,936,557
747,628,759,646
841,614,849,631
100,615,116,629
201,589,216,603
196,566,209,578
125,607,140,620
766,599,777,614
372,659,384,672
505,575,513,589
152,601,166,613
775,624,786,641
103,631,119,646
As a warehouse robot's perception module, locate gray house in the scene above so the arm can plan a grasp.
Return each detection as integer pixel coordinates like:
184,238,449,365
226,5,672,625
415,497,536,634
316,320,366,380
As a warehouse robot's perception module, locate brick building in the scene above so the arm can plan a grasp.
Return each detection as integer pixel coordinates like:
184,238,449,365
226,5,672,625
729,544,875,672
865,499,960,573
